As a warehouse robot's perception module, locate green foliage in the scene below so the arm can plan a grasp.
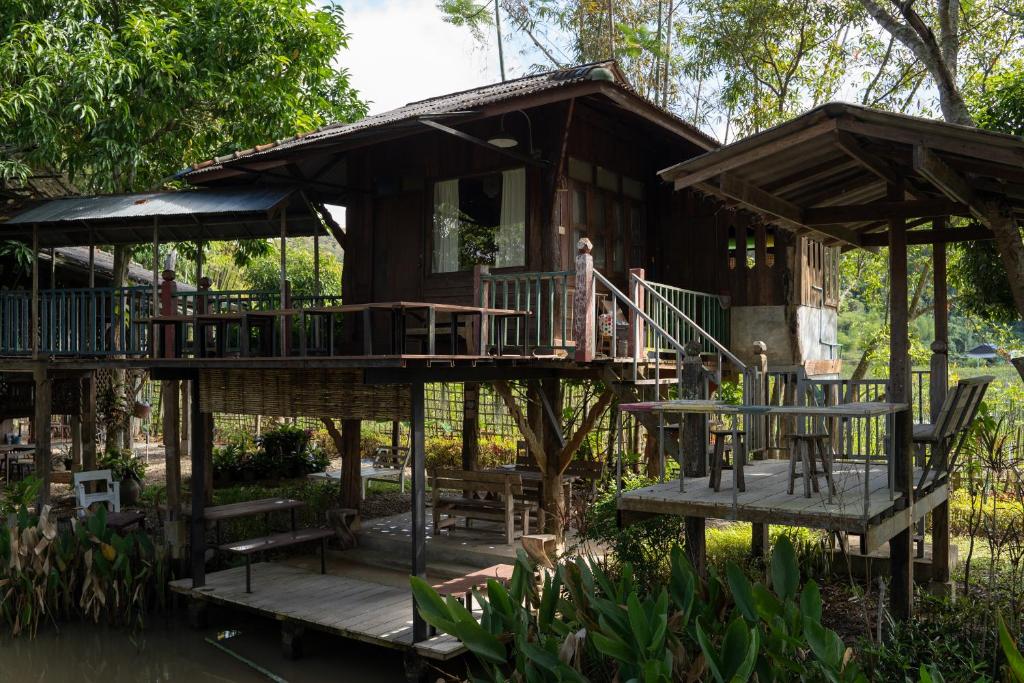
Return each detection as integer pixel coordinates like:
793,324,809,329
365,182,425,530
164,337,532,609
412,537,866,682
212,423,328,483
422,434,517,471
0,506,167,637
241,240,343,299
0,475,42,517
1000,613,1024,683
0,0,367,192
98,448,147,482
209,479,341,541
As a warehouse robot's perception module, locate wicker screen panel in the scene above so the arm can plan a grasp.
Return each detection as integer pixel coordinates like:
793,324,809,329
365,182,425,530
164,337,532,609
199,369,410,420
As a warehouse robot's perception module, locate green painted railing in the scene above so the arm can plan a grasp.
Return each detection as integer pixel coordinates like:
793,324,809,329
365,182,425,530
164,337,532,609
478,270,573,351
0,286,153,356
642,281,729,355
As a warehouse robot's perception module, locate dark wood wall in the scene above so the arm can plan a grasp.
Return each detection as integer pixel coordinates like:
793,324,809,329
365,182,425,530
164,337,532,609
337,95,818,315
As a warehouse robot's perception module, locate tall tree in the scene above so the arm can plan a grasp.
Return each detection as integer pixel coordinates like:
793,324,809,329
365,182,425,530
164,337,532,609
0,0,366,446
854,0,1024,332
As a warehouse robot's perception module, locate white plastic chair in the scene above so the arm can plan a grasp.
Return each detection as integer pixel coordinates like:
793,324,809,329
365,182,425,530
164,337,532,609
73,469,121,514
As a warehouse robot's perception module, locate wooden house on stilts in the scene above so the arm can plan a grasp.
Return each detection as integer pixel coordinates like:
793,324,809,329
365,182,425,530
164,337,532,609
2,62,1021,674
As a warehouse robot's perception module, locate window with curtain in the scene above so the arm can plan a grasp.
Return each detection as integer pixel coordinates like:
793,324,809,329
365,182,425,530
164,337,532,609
431,168,526,273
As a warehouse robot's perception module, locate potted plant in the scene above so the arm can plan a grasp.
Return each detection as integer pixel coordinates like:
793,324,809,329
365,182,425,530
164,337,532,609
98,448,147,505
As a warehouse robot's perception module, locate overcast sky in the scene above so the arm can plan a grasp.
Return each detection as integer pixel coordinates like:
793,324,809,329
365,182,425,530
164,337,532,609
342,0,514,115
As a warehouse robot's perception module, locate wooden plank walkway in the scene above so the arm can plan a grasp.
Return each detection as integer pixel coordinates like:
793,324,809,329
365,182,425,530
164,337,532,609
618,459,942,532
169,563,466,661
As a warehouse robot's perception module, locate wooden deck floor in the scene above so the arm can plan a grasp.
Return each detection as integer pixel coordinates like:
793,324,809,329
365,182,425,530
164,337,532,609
169,563,465,661
618,459,945,535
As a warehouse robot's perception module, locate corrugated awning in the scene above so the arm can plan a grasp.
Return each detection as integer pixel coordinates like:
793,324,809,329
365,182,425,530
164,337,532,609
1,186,322,247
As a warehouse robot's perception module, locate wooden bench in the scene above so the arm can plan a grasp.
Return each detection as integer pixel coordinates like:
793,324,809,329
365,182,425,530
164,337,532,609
431,563,515,610
220,527,335,593
430,469,538,544
914,375,993,488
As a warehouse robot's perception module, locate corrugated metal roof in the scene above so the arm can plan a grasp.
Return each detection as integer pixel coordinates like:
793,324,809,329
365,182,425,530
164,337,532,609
180,61,718,178
7,186,294,225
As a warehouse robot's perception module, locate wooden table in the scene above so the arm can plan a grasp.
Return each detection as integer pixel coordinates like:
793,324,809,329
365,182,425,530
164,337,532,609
621,400,909,509
181,497,306,545
299,302,530,356
0,443,34,481
484,466,578,528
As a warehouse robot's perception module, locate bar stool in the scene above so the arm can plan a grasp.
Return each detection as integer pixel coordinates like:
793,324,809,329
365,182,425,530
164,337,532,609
786,432,837,499
709,423,746,492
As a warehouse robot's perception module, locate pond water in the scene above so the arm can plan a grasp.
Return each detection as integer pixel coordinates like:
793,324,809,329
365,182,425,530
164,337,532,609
0,607,410,682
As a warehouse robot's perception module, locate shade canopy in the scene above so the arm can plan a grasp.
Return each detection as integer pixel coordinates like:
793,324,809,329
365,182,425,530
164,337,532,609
1,186,322,247
659,102,1024,248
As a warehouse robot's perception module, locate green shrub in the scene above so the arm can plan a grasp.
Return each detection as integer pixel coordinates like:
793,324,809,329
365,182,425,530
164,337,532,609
209,480,342,541
949,488,1024,539
98,448,146,482
0,507,167,637
212,424,328,484
412,537,869,682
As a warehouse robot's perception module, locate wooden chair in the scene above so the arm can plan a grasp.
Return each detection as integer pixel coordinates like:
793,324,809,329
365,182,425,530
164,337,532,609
914,375,993,489
430,469,537,544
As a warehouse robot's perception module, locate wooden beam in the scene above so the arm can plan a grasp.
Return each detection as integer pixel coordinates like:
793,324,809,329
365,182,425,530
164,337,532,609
557,389,614,471
716,173,805,225
860,224,995,247
667,118,839,190
912,145,993,222
418,118,548,167
834,130,909,192
493,380,547,470
804,199,968,225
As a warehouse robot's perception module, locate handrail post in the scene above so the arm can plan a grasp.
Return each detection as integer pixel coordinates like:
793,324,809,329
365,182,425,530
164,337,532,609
573,238,595,362
473,265,490,355
628,268,645,362
160,269,178,358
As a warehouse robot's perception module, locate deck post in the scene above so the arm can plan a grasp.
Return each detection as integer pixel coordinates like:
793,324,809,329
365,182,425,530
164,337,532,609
573,238,595,362
680,339,708,577
887,183,914,621
751,341,770,561
410,380,428,644
472,265,490,353
280,208,290,356
462,383,480,470
190,377,206,588
33,366,51,507
152,217,160,356
31,224,39,359
930,218,951,590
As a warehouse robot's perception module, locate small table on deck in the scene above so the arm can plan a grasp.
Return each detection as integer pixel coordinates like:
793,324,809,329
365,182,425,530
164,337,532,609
298,302,530,356
0,443,35,481
181,497,306,545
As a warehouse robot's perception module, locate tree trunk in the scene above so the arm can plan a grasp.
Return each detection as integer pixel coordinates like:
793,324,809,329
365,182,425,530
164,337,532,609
461,383,480,471
322,417,362,510
539,378,564,538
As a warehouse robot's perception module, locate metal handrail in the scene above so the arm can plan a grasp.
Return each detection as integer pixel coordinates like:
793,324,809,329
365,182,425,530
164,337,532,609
632,273,746,371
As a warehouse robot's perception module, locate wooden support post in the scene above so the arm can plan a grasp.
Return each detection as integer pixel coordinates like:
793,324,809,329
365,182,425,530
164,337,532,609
152,217,160,356
472,265,490,353
410,381,428,644
680,339,708,577
33,367,51,507
540,378,564,536
70,414,82,471
339,419,362,508
180,381,191,457
930,218,951,589
31,225,39,359
82,372,97,471
573,238,595,362
163,380,181,521
204,413,214,506
280,208,290,356
887,182,914,621
462,383,480,471
190,378,206,588
88,243,95,288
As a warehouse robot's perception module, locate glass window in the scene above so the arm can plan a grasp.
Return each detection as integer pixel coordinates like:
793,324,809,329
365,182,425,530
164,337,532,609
568,157,592,183
596,166,618,192
622,176,644,200
432,168,526,273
